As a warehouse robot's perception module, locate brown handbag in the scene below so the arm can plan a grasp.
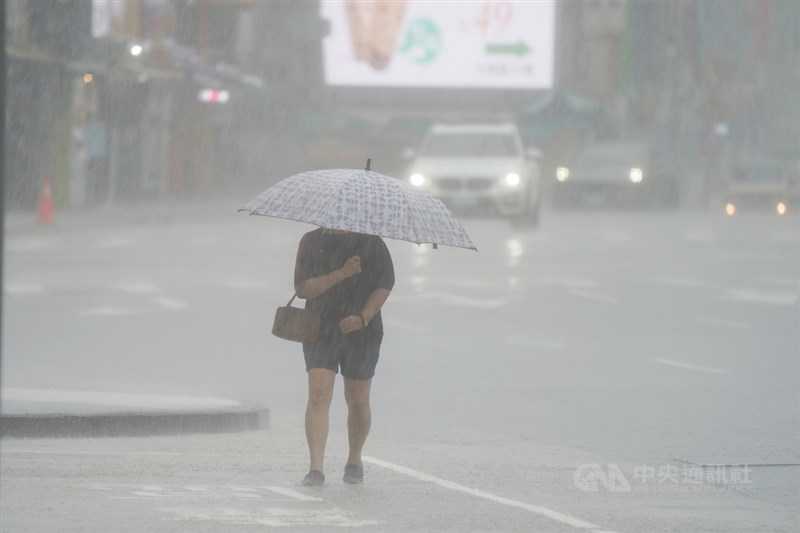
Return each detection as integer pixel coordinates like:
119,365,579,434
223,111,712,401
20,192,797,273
272,293,320,342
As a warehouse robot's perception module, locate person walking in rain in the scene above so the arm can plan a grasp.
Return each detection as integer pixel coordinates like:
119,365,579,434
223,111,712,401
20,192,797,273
294,227,394,486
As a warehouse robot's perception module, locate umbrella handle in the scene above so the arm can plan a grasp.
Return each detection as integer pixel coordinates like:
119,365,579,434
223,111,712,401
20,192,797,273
287,293,298,306
365,158,371,171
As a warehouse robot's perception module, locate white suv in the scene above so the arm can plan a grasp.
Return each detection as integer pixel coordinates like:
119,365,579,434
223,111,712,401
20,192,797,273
406,123,541,226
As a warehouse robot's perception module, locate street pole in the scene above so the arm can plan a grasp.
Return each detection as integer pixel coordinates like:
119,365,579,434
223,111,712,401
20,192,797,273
0,0,7,401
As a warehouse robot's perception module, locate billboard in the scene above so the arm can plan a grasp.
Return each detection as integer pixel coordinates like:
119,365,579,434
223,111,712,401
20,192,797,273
321,1,555,89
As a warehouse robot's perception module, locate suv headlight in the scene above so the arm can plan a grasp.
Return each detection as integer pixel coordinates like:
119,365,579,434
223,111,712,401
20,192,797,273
556,167,569,182
409,173,425,187
629,168,643,183
503,173,521,187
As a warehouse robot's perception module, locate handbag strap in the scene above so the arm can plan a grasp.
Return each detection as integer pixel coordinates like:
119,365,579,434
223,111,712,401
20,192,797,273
287,293,298,306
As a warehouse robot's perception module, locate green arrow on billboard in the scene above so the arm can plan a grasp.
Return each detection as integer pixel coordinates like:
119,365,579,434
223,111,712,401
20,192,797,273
486,42,531,57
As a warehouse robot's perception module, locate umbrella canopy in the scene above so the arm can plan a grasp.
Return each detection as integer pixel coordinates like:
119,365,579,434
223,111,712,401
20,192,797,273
241,167,476,251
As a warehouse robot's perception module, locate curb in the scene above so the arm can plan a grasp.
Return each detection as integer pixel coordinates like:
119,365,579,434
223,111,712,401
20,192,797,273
1,407,270,438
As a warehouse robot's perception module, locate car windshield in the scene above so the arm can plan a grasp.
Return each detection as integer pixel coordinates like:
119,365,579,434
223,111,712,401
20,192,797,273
577,143,648,166
422,133,518,157
733,164,784,183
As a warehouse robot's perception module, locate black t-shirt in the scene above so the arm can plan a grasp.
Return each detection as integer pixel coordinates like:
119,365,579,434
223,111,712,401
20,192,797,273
294,229,395,346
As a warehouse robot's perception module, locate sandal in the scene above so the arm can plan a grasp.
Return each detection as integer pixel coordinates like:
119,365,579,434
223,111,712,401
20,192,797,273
343,464,364,484
302,469,325,487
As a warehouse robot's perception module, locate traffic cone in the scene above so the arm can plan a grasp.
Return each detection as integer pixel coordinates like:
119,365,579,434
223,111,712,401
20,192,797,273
38,176,54,224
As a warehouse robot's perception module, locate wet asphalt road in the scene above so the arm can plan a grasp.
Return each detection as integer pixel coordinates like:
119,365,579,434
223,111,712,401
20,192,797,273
2,424,796,532
3,205,798,529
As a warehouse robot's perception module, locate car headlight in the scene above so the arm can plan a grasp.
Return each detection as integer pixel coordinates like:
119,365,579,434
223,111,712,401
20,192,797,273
556,167,569,182
409,173,425,187
629,168,643,183
504,173,521,187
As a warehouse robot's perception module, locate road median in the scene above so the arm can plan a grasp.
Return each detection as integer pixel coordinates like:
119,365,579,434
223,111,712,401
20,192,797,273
0,387,269,438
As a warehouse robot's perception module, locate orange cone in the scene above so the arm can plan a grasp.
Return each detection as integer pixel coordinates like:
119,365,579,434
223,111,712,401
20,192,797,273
38,176,54,224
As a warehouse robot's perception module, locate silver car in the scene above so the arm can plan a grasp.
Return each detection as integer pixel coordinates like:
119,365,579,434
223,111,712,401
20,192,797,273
406,123,542,226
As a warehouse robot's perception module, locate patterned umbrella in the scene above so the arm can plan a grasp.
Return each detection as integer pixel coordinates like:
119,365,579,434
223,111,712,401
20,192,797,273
240,163,476,250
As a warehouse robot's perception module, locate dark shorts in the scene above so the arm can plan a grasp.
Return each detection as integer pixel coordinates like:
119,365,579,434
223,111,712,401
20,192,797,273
303,342,381,380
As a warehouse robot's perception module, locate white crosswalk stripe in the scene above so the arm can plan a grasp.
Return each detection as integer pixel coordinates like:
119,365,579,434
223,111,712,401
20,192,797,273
152,297,189,310
5,284,48,295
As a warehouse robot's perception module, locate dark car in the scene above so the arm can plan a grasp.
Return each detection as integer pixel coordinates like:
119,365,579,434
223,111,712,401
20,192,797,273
553,141,678,209
722,156,798,216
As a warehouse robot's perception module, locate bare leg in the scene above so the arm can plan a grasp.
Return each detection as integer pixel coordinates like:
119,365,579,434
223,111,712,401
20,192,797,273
343,377,372,467
305,369,336,473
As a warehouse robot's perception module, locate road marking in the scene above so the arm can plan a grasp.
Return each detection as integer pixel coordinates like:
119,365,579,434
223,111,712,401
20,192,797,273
163,506,382,527
7,450,185,456
442,278,508,291
403,292,509,309
81,306,140,316
224,280,272,291
652,358,728,374
5,239,54,251
102,485,319,502
5,284,47,295
87,484,377,527
651,276,706,288
695,316,754,330
568,290,619,304
263,486,322,502
540,277,600,289
720,288,799,306
152,297,189,310
364,456,615,532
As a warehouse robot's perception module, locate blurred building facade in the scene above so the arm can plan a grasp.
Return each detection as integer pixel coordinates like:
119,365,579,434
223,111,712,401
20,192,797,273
5,0,262,209
558,0,800,205
5,0,798,210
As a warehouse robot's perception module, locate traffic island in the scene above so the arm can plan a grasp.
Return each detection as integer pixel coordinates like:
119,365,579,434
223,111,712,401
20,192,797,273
0,387,269,438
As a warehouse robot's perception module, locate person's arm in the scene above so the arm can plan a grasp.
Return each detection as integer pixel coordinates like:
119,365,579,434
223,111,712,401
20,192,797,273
339,288,391,334
296,255,361,300
360,288,391,324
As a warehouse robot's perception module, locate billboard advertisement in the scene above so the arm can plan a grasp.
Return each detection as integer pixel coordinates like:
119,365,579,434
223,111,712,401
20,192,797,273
321,1,555,89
